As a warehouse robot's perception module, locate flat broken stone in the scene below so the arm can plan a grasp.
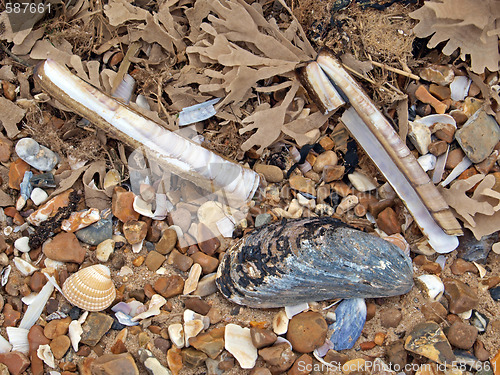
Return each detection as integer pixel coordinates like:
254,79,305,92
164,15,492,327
80,312,114,346
404,321,455,365
90,353,139,375
224,324,257,369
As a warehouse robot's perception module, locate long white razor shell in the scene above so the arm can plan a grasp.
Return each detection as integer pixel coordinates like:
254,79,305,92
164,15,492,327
34,59,259,206
311,50,461,252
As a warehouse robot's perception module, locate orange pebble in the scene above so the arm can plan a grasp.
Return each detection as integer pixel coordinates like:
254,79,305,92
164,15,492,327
8,159,30,190
374,332,386,346
415,85,447,114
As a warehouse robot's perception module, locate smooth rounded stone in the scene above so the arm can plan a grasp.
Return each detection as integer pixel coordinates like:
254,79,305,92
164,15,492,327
254,164,283,183
386,340,407,370
15,138,58,171
123,220,147,245
323,165,345,183
404,322,455,365
90,353,139,375
258,342,296,374
376,207,401,235
255,213,272,228
96,239,115,263
444,279,479,314
189,327,225,359
30,188,48,206
455,109,500,163
154,337,171,353
42,232,86,263
197,223,220,256
167,249,193,272
446,321,478,349
286,311,327,353
429,140,448,156
224,324,258,369
44,317,71,339
29,271,47,293
50,335,71,359
181,347,207,368
445,148,465,170
144,251,165,272
250,328,277,349
75,218,113,246
155,229,177,255
184,298,211,316
190,252,218,274
14,237,30,253
313,151,338,173
330,298,366,351
490,286,500,301
28,325,51,375
0,351,30,375
421,302,448,323
419,65,454,86
153,275,184,298
380,308,402,328
474,340,491,361
80,312,114,346
0,135,13,163
348,171,377,192
288,353,313,375
170,208,191,233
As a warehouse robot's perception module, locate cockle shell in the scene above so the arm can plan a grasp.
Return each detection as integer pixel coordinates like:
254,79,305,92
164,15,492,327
62,265,116,311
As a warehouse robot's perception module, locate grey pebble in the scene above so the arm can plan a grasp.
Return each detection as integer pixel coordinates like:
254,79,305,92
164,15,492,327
76,217,113,245
15,138,58,171
255,213,272,228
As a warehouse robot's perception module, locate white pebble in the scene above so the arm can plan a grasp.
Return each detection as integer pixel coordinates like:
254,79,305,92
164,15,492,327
348,171,377,192
168,323,185,349
96,239,115,262
14,237,30,253
30,188,49,206
224,324,258,369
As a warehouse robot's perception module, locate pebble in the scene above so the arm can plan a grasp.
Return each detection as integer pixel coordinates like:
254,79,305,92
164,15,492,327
428,140,448,156
348,171,377,191
415,86,447,114
189,327,225,359
167,249,193,271
112,187,140,223
197,224,220,255
250,368,272,375
457,231,496,264
376,207,401,235
474,340,490,362
144,251,165,272
30,188,48,206
184,298,211,315
286,311,327,353
155,229,177,255
330,298,366,351
139,349,170,375
492,350,500,375
430,122,456,144
44,317,71,339
365,303,376,321
90,353,139,375
323,165,345,182
490,286,500,301
445,148,465,169
42,232,86,263
288,353,312,375
3,304,20,326
313,151,338,173
75,217,113,246
272,310,289,335
405,321,455,365
446,321,478,349
154,337,171,353
8,159,30,190
14,237,30,253
386,340,407,370
0,352,30,375
419,65,454,86
28,325,50,375
170,208,191,233
255,213,272,228
289,175,315,196
421,301,447,323
123,220,147,245
254,164,283,183
455,109,500,163
50,335,71,359
167,348,183,375
336,195,358,215
374,332,386,346
168,323,185,349
444,279,479,314
250,328,277,349
80,312,114,346
380,308,402,328
190,252,218,274
15,138,58,171
29,271,47,293
224,324,258,369
61,208,101,232
182,347,207,368
96,239,115,262
183,263,202,295
193,273,217,297
319,136,334,151
408,120,432,154
153,275,184,298
450,258,477,275
0,135,13,162
258,342,296,374
429,84,451,100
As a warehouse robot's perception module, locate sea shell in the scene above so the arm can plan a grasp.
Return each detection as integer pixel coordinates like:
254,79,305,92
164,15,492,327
62,264,116,311
216,218,413,308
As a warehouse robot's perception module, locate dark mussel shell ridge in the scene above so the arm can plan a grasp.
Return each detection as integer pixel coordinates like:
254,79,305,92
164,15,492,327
216,217,413,308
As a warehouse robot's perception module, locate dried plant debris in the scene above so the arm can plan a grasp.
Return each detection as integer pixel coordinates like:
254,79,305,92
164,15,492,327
439,174,500,240
410,0,500,73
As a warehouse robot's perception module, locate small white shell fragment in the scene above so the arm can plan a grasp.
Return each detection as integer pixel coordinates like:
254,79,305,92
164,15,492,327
0,334,12,354
473,262,487,278
440,156,473,187
37,344,56,368
103,169,121,190
21,293,38,305
119,266,134,276
168,323,185,349
184,319,205,347
297,194,316,210
178,98,221,126
432,146,449,184
7,327,29,354
1,265,11,286
458,309,473,320
3,226,13,236
435,255,446,270
68,320,83,351
19,281,54,330
14,257,38,276
14,237,30,253
96,239,115,262
348,171,377,191
272,310,289,335
183,263,202,295
136,95,150,110
414,114,456,128
31,188,49,206
416,274,444,301
133,196,154,218
132,294,166,321
450,76,472,101
336,195,359,215
156,267,167,275
285,302,309,319
417,154,437,172
216,216,236,238
132,240,143,253
44,258,65,269
224,324,258,369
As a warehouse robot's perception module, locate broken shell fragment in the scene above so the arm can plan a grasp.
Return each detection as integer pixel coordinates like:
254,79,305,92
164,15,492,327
416,274,444,301
62,264,116,311
61,208,101,232
216,218,413,308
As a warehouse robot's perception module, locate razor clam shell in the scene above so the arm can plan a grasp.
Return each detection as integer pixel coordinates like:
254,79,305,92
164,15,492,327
315,50,462,238
216,218,413,308
34,60,259,206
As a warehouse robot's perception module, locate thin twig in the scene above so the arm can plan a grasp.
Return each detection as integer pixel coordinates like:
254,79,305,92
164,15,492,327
342,63,376,85
370,60,420,81
0,42,31,67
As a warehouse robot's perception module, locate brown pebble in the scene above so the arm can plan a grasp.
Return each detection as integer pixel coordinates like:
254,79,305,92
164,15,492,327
376,207,401,235
258,343,296,374
154,337,171,353
8,159,30,190
429,140,448,156
42,232,86,264
324,350,348,366
112,187,140,223
444,279,479,314
323,165,345,183
474,339,490,361
446,148,465,169
475,150,499,175
380,308,402,328
446,321,478,349
190,252,218,274
44,317,71,339
250,368,272,375
123,220,147,245
431,122,456,143
319,136,334,151
366,302,376,321
144,251,165,272
254,164,284,183
374,332,386,346
429,84,451,100
59,362,77,372
250,327,277,349
29,271,47,293
155,229,177,255
0,351,30,375
415,85,447,114
0,136,13,163
182,347,207,367
2,304,20,327
197,223,220,256
386,340,407,370
421,262,442,274
50,335,71,359
368,199,393,219
359,341,376,350
132,256,144,267
184,298,211,316
167,348,183,375
90,353,139,375
450,258,477,275
154,275,185,298
421,301,447,323
28,325,50,375
288,353,313,375
286,311,327,353
167,249,193,272
450,109,468,126
354,204,367,217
